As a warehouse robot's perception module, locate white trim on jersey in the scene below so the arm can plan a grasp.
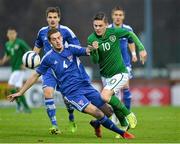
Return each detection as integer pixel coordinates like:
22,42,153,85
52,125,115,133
122,24,133,31
37,26,48,36
40,49,53,64
68,44,81,49
108,24,113,28
60,25,76,38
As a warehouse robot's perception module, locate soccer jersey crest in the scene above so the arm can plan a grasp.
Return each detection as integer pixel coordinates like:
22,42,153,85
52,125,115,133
14,44,19,50
78,100,84,106
67,55,73,62
109,35,116,42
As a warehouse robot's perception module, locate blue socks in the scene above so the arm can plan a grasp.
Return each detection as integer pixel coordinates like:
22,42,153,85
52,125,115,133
68,108,74,122
99,116,125,135
123,88,132,110
45,98,57,126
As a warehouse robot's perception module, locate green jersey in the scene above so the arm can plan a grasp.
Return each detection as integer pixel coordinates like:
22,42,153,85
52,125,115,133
88,28,145,78
5,38,30,71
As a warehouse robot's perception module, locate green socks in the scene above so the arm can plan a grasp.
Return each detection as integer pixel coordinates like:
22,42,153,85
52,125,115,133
10,88,30,111
20,95,30,109
10,88,21,108
108,95,130,126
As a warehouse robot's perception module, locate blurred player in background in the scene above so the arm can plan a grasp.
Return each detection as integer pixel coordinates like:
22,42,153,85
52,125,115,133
88,12,147,137
109,6,147,138
0,27,31,113
32,7,82,134
8,28,135,139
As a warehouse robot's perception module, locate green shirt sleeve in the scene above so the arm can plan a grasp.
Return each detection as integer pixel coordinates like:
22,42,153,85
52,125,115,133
115,28,145,51
19,39,31,52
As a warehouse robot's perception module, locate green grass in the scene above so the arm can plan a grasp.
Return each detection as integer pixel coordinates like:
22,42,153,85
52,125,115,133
0,106,179,143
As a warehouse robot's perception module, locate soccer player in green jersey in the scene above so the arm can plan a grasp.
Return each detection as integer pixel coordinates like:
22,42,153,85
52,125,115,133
0,27,31,113
109,6,147,138
88,12,147,137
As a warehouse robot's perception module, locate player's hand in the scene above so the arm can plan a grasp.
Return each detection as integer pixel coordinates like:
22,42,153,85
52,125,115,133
132,55,138,62
92,41,99,50
7,92,21,102
86,47,91,55
139,50,147,65
131,52,138,63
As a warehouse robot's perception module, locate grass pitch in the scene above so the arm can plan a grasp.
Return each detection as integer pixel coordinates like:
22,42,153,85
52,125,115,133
0,106,179,143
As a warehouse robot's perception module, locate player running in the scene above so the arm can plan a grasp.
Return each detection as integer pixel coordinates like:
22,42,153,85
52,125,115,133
88,12,147,137
0,27,31,113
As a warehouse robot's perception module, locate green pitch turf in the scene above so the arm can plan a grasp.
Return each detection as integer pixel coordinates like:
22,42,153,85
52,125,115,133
0,106,179,143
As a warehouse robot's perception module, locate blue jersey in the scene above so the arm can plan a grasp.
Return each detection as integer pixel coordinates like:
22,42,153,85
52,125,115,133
109,23,134,67
36,46,90,96
35,25,80,54
34,25,89,88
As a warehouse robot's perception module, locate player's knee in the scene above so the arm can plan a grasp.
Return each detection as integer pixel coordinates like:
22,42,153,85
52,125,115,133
84,104,104,119
101,89,113,102
43,87,54,98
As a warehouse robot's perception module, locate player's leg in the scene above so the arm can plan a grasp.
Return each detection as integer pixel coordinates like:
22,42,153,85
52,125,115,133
9,86,21,112
101,73,137,129
8,71,31,113
63,97,77,133
65,92,134,139
15,71,31,113
123,66,133,110
101,76,128,129
42,71,60,134
112,90,129,129
84,103,135,139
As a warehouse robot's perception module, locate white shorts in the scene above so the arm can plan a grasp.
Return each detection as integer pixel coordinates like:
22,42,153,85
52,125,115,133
8,70,25,88
101,73,129,94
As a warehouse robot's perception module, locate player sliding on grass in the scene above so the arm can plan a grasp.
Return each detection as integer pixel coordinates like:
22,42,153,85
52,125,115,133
8,28,135,139
88,12,147,137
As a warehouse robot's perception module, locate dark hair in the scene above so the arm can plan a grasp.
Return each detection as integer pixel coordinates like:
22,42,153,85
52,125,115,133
46,7,61,18
7,27,17,31
111,6,125,15
93,12,108,23
47,28,60,41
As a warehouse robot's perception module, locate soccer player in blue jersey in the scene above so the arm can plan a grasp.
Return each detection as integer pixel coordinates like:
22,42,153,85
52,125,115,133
32,7,81,134
8,28,135,139
108,6,147,138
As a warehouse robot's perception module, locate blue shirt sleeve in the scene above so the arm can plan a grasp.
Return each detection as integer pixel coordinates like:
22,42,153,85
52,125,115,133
64,27,81,46
69,45,87,57
36,56,50,75
127,27,134,44
34,30,43,48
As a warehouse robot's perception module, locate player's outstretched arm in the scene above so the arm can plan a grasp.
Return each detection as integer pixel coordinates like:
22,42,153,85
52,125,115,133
7,72,41,102
0,55,10,65
33,46,41,54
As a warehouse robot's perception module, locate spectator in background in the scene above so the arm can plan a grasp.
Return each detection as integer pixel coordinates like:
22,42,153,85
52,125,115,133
0,27,31,113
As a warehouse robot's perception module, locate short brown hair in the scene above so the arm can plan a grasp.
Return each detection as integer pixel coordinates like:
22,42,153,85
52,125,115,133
111,6,125,15
47,28,60,41
93,12,108,24
46,7,61,18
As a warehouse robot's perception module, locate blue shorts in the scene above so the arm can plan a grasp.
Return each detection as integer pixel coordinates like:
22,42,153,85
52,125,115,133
41,68,57,89
63,84,105,112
